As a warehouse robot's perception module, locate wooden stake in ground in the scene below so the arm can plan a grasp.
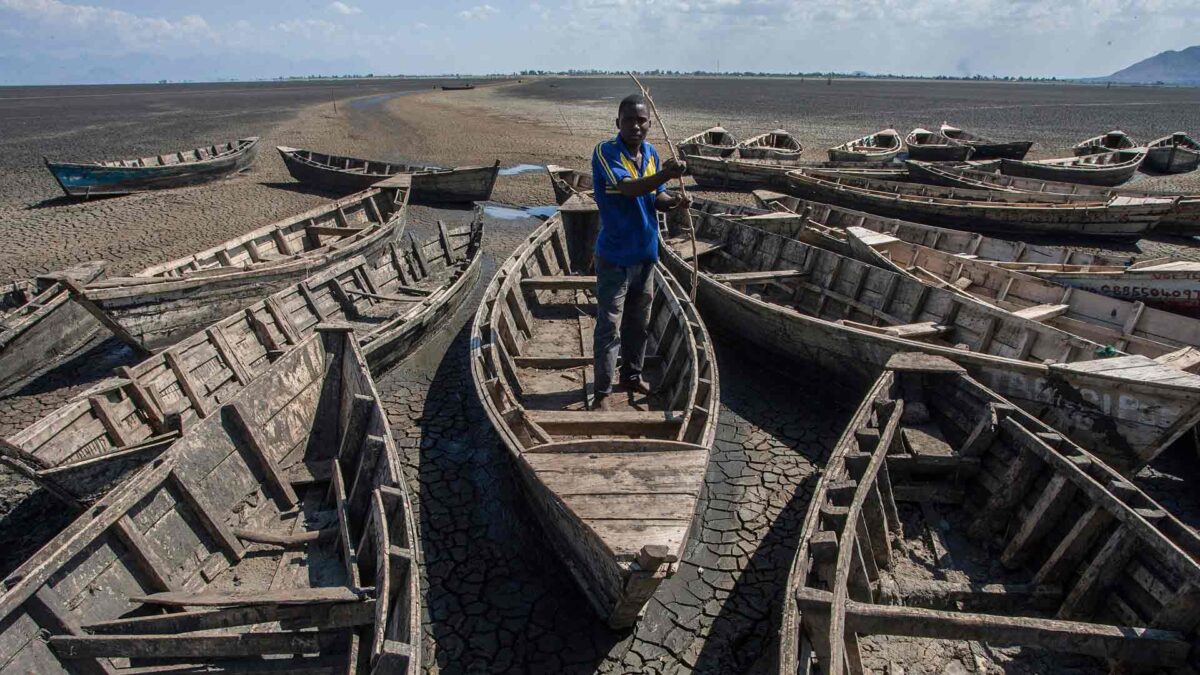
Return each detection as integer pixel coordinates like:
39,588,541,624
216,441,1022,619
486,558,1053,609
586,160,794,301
627,72,699,301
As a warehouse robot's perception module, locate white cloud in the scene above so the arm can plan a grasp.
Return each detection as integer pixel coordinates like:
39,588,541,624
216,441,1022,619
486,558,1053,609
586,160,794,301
0,0,216,48
458,4,500,20
328,1,361,15
273,18,342,38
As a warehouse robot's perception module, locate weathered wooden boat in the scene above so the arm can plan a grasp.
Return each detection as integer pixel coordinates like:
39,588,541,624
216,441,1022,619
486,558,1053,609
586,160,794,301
0,261,107,396
994,259,1200,319
1,214,483,505
906,159,1200,235
70,177,411,353
659,207,1200,471
0,327,422,674
785,169,1172,238
1145,132,1200,174
737,129,803,162
845,229,1200,379
751,188,1130,267
686,155,907,191
441,82,474,90
1074,129,1138,156
1001,150,1146,187
828,129,904,162
939,122,1033,159
678,126,738,158
546,164,594,205
903,128,973,162
777,352,1200,675
45,137,259,198
277,146,499,203
471,212,718,628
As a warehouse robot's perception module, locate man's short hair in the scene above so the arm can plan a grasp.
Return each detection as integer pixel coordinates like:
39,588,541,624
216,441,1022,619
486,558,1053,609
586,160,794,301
618,94,647,118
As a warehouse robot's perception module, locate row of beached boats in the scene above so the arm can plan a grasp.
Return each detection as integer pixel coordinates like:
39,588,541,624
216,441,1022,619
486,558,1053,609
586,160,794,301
681,124,1200,185
42,136,500,202
5,126,1200,672
543,165,1200,671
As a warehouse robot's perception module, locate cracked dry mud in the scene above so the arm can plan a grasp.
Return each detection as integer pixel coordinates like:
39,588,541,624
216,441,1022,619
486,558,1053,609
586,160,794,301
1,78,1197,674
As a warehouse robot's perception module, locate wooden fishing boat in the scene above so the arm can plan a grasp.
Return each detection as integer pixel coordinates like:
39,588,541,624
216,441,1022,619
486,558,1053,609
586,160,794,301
1,215,483,505
906,159,1200,234
751,189,1130,267
277,146,499,203
0,261,107,396
441,82,475,90
785,169,1172,238
1145,132,1200,173
939,122,1032,159
778,352,1200,675
69,177,411,353
1074,129,1137,156
470,212,719,628
1001,150,1146,187
546,164,594,205
678,126,738,158
737,129,803,162
659,207,1200,471
828,129,904,162
903,128,973,162
0,327,422,674
845,229,1200,379
994,259,1200,319
686,155,907,191
45,137,259,198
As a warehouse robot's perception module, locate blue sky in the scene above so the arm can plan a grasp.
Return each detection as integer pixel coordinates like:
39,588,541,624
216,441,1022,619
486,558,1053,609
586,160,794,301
1,0,1197,84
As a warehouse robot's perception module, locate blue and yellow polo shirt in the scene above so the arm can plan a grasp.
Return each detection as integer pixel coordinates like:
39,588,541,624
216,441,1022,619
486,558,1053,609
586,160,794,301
592,136,666,266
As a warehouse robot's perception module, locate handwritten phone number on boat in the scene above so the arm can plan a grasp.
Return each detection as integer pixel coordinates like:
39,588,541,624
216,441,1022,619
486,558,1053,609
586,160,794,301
1100,285,1194,299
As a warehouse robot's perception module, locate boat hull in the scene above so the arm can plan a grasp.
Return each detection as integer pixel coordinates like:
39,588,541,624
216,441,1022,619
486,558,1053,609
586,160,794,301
962,140,1033,160
828,147,902,162
46,139,258,197
279,148,499,202
1000,156,1141,187
905,145,973,162
659,231,1200,473
1029,268,1200,319
1145,144,1200,174
0,262,107,395
785,172,1162,238
688,156,905,190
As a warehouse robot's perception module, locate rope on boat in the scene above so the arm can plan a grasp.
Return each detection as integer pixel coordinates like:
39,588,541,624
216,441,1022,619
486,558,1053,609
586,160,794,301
628,72,700,302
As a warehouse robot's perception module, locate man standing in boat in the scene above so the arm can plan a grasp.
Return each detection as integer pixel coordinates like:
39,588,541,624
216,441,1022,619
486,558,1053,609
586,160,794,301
591,94,690,411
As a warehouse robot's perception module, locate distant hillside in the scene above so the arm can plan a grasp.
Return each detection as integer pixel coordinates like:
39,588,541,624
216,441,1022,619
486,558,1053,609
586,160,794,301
1104,46,1200,84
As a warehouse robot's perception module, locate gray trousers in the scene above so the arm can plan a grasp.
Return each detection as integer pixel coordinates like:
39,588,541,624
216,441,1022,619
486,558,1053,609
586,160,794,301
593,256,655,395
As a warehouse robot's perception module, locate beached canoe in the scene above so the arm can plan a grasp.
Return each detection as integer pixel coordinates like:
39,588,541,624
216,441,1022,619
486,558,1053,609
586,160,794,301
785,169,1172,238
686,155,907,191
777,352,1200,675
737,129,803,162
1074,129,1138,156
845,228,1200,375
904,128,973,162
659,207,1200,471
828,129,904,162
939,122,1033,159
69,177,411,353
994,259,1200,319
0,327,422,674
45,137,259,198
0,261,108,396
1,214,483,505
1001,150,1146,187
751,188,1130,267
471,211,718,628
1144,132,1200,174
678,126,738,158
905,160,1200,235
546,164,594,205
278,146,499,202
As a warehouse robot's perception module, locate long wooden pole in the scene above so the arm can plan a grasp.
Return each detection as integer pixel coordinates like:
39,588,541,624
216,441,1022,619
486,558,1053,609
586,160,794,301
628,72,699,301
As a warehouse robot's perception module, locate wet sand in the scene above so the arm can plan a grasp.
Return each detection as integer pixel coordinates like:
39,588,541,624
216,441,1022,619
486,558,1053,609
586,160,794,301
0,76,1197,674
